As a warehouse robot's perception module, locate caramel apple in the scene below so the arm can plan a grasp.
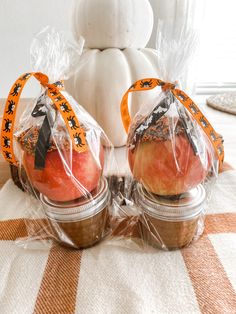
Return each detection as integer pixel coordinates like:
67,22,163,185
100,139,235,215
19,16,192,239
18,127,104,202
128,116,209,196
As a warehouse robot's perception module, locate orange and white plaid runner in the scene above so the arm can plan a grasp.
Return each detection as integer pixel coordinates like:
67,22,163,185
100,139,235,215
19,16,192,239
0,163,236,314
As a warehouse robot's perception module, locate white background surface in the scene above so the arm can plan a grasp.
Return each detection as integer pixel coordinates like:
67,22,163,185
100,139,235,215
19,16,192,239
0,0,74,98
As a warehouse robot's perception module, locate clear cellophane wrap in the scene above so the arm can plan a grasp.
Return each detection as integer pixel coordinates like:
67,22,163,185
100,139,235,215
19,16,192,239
110,21,224,251
2,28,118,250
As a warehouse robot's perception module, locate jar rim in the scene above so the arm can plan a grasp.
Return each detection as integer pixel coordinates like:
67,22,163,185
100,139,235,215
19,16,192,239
41,177,110,221
135,184,206,221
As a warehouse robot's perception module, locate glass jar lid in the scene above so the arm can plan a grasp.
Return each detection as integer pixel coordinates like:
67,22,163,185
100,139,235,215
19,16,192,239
135,184,206,221
41,177,110,221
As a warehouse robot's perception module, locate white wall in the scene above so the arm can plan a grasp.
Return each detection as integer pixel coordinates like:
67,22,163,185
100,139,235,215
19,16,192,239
148,0,205,48
0,0,73,98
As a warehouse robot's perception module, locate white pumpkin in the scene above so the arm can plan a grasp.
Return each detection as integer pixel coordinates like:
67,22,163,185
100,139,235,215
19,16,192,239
66,48,159,147
71,0,154,49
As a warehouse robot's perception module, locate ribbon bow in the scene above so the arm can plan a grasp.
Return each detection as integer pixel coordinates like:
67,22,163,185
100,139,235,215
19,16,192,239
1,72,88,167
120,78,224,171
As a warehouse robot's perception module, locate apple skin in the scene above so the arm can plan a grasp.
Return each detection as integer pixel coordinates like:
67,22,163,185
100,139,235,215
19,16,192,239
128,134,209,196
23,147,104,202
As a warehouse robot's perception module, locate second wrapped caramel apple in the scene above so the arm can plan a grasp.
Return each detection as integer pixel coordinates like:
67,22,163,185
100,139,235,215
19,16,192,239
117,21,224,251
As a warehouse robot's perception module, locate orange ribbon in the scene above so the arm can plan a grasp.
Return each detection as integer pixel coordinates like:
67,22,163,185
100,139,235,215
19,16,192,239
120,78,224,171
1,72,87,166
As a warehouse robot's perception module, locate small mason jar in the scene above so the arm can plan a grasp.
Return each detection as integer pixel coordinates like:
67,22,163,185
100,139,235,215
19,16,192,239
40,177,111,249
135,183,206,250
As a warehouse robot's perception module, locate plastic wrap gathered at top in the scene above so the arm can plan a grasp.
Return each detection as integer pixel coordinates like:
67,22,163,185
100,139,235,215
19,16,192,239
1,28,117,250
114,22,225,251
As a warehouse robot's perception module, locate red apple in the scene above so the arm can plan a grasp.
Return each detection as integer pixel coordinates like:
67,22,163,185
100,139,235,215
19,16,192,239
23,147,104,202
128,133,209,196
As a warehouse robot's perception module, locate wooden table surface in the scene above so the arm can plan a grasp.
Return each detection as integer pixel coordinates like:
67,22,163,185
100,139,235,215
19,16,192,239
0,97,236,188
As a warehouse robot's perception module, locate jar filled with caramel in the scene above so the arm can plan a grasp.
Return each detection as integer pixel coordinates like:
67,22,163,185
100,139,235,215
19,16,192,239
40,177,110,249
135,184,206,250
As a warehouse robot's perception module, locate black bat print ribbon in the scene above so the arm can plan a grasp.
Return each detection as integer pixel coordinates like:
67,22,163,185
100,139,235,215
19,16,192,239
1,72,88,167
